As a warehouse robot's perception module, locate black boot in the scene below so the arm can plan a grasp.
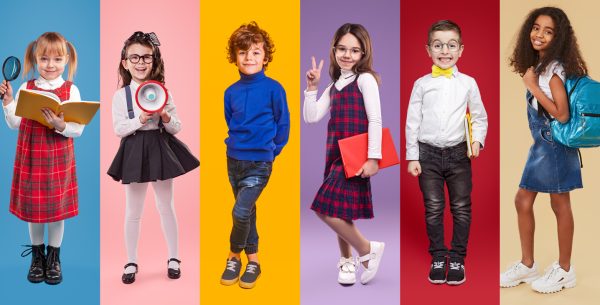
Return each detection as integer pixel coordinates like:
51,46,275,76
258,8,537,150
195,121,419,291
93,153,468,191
21,244,46,283
45,245,62,285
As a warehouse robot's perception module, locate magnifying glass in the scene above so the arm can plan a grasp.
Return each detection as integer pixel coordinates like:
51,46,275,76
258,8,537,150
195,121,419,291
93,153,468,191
1,56,21,100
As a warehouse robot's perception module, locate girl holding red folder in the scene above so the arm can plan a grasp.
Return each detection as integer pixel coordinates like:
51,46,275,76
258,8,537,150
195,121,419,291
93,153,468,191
303,23,385,285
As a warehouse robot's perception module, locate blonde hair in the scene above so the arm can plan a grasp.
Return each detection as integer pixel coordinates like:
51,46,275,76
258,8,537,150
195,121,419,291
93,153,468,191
23,32,78,81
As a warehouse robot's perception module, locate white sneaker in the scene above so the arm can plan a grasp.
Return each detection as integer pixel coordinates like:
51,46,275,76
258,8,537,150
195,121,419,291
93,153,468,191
359,241,385,284
531,262,576,293
337,257,356,285
500,261,539,288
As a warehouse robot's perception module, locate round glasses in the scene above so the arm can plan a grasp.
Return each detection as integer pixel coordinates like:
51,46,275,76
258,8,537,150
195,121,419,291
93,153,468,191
429,40,461,53
127,54,153,64
333,45,364,57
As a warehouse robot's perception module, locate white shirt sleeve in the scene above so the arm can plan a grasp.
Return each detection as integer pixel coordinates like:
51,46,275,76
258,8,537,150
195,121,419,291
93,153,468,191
467,79,488,148
112,89,144,138
162,92,182,135
2,83,26,129
56,84,85,138
357,73,382,159
405,80,423,160
303,83,332,123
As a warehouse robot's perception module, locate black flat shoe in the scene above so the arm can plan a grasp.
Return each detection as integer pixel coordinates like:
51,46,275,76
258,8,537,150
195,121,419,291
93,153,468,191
45,246,62,285
122,263,138,284
167,258,181,279
21,244,46,283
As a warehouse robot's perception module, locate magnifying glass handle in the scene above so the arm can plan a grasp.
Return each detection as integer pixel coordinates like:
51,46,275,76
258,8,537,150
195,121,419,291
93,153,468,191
1,79,7,100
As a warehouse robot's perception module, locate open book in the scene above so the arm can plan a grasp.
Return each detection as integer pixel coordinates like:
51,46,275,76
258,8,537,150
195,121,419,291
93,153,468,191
464,112,473,158
15,89,100,129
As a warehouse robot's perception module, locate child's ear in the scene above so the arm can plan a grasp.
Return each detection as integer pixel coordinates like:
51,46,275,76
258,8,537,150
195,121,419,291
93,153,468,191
121,59,128,71
425,44,432,58
64,54,70,65
458,44,464,57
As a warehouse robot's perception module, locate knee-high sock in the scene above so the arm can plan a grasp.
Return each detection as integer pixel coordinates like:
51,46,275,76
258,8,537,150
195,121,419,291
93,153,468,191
29,223,45,245
152,179,179,263
125,182,149,264
48,221,65,247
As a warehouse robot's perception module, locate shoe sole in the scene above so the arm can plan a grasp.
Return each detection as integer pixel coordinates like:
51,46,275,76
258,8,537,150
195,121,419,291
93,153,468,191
27,276,45,284
45,277,62,285
239,274,260,289
360,242,385,285
428,278,446,284
220,277,239,286
500,275,539,288
447,277,466,285
168,272,181,279
338,277,356,285
532,279,576,293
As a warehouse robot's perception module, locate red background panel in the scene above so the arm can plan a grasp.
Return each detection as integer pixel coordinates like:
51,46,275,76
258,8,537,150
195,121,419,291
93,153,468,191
400,0,500,304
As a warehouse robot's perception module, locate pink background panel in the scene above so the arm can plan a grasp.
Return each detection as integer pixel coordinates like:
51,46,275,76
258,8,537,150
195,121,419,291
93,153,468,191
100,0,200,303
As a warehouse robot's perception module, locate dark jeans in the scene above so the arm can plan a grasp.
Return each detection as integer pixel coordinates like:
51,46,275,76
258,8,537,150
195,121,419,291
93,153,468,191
227,157,272,254
418,142,472,259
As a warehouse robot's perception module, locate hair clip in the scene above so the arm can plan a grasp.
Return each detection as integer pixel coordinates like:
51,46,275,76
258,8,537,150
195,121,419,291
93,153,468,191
144,32,161,47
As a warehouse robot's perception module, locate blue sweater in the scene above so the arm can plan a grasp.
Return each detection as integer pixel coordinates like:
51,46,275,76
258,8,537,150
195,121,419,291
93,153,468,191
224,70,290,161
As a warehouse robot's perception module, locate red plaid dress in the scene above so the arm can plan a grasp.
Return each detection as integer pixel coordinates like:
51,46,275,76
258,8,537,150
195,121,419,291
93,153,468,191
311,76,373,221
9,80,79,223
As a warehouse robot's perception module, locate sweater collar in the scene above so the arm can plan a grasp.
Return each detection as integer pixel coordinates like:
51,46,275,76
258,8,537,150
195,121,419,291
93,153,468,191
239,69,266,83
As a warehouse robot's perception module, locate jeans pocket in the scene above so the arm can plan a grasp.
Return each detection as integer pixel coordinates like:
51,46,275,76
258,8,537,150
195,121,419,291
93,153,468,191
540,128,554,143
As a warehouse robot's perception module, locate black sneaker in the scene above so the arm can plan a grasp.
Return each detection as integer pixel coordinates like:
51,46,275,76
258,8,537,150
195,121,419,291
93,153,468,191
220,257,241,286
21,244,46,283
447,257,466,285
239,261,261,289
428,256,447,284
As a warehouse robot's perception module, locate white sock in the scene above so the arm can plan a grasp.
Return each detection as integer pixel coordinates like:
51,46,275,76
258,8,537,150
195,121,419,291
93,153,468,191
48,221,64,247
28,223,45,245
152,179,179,263
124,182,148,268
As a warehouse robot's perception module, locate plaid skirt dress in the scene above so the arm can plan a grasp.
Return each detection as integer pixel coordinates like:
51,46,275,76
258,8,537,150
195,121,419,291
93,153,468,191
9,80,79,223
311,76,373,221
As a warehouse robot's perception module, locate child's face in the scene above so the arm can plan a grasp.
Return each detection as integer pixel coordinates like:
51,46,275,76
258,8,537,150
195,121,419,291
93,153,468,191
236,42,266,75
426,30,463,70
334,33,363,71
530,15,554,57
122,43,154,83
36,52,68,81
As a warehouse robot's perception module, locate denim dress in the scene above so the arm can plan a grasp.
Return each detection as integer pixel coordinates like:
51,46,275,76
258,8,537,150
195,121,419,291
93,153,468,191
519,92,582,193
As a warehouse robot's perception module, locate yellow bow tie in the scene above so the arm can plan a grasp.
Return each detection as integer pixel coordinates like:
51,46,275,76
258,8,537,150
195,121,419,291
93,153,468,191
431,65,453,78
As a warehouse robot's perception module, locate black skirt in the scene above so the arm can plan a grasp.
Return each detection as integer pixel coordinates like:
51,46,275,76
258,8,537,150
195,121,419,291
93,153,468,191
108,129,199,184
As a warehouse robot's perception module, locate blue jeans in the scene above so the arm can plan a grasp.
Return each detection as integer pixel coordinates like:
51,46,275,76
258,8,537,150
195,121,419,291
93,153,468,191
418,142,472,259
227,157,272,254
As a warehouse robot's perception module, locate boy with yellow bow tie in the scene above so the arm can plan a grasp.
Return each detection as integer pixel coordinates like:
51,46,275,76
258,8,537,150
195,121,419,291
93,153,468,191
405,19,488,285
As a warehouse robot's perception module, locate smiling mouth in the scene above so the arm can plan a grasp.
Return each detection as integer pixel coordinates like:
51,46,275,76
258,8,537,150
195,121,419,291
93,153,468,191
532,39,544,46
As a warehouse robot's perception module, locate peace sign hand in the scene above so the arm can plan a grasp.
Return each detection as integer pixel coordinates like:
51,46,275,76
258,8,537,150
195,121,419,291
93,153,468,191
306,56,324,91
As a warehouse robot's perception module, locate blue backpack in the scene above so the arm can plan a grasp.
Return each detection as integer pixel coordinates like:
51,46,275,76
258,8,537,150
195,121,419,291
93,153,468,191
551,76,600,148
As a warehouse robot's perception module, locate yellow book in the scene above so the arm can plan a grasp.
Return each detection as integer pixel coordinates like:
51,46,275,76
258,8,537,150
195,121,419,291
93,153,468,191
464,112,473,158
15,89,100,129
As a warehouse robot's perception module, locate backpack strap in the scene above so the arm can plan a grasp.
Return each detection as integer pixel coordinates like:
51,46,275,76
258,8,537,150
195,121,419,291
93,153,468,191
125,85,134,119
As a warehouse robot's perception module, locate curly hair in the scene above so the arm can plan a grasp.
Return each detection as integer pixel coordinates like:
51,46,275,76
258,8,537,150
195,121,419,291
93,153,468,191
509,6,587,78
118,31,165,88
328,23,380,84
227,21,275,70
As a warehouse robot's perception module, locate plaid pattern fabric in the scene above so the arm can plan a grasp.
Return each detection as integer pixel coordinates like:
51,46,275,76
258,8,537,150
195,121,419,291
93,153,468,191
9,80,79,223
311,77,373,220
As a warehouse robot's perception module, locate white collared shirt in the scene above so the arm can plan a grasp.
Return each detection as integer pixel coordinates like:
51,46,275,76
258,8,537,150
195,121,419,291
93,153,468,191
303,70,382,159
531,60,565,111
3,76,84,138
112,80,181,138
405,66,488,160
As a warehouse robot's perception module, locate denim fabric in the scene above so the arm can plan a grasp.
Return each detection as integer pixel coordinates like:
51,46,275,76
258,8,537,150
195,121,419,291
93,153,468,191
227,157,272,254
418,142,472,258
519,92,582,193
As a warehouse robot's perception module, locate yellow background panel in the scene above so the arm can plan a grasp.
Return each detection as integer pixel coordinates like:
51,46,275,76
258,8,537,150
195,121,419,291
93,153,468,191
200,1,300,304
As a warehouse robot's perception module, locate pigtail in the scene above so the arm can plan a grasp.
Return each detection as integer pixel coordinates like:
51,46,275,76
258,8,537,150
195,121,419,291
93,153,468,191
66,41,78,81
22,40,37,80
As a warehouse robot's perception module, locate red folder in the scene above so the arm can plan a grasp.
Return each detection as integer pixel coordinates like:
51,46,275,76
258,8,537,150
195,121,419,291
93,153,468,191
338,128,400,178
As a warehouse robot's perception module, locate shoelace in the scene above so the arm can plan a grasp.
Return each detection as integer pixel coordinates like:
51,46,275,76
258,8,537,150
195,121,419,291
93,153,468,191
449,262,462,271
245,264,258,274
20,245,44,266
226,260,238,272
338,258,356,272
542,264,561,280
433,261,445,269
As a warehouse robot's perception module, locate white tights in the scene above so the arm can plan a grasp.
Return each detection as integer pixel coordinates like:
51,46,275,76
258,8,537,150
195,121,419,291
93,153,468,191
29,221,65,247
124,179,179,269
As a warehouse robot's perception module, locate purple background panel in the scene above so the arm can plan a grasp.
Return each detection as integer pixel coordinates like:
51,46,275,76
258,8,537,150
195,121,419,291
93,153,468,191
300,0,400,304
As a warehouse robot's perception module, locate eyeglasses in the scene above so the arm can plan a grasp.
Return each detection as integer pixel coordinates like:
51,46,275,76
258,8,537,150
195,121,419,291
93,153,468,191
429,40,461,53
127,54,153,64
333,45,364,57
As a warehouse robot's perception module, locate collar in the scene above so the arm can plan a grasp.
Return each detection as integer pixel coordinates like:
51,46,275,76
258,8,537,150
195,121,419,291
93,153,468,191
130,79,141,90
35,76,65,89
239,69,266,83
340,69,356,79
431,65,459,78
